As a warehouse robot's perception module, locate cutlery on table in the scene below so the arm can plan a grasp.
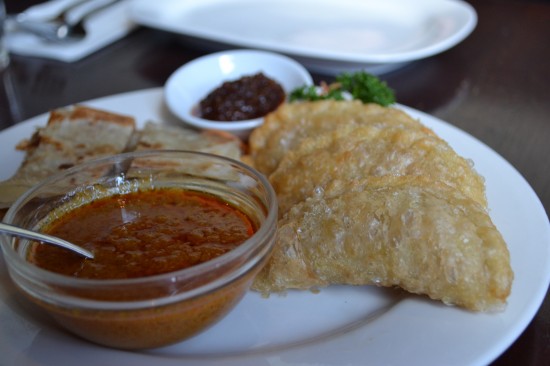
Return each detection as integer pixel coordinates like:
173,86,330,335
7,0,121,42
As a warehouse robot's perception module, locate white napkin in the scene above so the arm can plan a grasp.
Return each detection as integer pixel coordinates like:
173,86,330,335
5,0,137,62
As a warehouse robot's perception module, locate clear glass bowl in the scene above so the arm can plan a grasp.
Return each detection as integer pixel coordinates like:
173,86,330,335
0,150,278,349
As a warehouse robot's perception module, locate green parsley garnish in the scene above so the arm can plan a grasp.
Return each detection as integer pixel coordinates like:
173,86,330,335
289,71,395,106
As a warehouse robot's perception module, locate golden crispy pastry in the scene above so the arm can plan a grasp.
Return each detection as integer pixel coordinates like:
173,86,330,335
269,123,487,214
249,100,430,176
250,101,512,312
252,177,513,312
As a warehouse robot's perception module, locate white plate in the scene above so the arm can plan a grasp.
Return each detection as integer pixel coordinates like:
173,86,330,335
1,89,549,366
129,0,477,74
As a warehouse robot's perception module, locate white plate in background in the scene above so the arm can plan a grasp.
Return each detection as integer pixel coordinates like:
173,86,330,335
130,0,477,74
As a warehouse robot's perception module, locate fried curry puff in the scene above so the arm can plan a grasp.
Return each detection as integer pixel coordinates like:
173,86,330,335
250,100,513,312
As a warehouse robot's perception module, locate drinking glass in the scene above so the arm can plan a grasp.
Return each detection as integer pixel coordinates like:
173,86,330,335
0,0,9,69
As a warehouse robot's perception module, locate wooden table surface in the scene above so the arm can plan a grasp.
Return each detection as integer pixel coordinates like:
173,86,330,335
1,0,549,365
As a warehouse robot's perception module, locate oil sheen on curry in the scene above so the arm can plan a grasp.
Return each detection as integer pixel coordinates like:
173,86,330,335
28,188,256,279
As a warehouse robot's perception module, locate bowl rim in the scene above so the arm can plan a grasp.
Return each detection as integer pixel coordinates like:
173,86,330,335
164,48,314,130
1,150,278,308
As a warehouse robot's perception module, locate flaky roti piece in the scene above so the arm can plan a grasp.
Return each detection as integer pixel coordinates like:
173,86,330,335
136,122,243,160
128,122,245,182
250,100,431,175
0,106,135,208
270,124,487,214
252,177,513,312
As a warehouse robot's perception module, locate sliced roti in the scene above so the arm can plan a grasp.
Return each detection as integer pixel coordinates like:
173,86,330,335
128,122,245,181
135,122,242,160
0,108,249,211
0,106,136,209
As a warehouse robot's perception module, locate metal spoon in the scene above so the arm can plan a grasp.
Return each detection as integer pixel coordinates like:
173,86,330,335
0,222,94,259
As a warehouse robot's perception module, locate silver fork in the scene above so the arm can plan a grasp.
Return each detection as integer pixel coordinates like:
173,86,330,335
9,0,121,42
8,0,91,33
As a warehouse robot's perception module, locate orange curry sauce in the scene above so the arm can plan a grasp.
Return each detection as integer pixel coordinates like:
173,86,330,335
28,188,256,279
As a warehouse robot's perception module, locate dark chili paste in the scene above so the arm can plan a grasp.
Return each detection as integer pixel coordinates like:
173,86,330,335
28,188,255,279
199,73,285,121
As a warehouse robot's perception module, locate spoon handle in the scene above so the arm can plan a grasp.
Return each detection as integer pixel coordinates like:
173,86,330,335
0,222,94,259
